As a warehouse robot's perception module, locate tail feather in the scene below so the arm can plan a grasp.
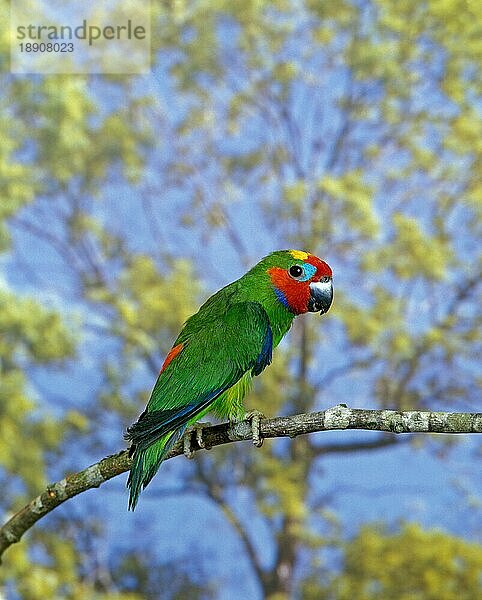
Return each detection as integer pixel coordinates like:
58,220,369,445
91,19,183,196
125,390,225,509
125,392,221,449
127,427,185,511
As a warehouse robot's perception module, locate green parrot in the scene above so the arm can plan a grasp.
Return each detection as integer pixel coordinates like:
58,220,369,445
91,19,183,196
126,249,333,509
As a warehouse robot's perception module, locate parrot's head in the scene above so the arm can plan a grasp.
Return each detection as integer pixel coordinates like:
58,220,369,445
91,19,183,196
263,250,333,316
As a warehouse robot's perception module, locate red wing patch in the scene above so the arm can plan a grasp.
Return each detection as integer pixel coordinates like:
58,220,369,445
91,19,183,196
160,342,184,373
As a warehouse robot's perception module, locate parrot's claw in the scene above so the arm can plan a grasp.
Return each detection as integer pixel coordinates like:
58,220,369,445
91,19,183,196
183,422,212,459
245,410,266,448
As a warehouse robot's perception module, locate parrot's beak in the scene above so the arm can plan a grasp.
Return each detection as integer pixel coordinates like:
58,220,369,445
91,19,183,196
308,279,333,314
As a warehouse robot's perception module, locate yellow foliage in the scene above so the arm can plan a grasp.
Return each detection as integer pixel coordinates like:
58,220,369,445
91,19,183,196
335,523,482,600
318,171,379,238
362,214,453,281
303,524,482,599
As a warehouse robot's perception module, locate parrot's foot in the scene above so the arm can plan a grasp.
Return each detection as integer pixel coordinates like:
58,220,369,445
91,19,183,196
245,410,266,448
183,422,212,459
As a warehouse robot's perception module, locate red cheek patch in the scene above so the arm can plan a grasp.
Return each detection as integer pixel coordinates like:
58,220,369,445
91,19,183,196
268,267,310,314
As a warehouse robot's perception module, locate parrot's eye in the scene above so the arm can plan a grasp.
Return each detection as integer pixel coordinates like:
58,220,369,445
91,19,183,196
289,265,304,279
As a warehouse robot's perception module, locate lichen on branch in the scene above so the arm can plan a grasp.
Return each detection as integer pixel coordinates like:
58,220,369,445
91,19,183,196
1,405,480,561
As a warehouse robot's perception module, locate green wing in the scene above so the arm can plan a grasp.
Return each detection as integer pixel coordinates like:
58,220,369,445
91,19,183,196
127,301,272,447
126,301,272,508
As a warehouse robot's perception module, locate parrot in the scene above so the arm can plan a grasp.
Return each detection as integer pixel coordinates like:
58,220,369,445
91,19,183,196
125,249,333,510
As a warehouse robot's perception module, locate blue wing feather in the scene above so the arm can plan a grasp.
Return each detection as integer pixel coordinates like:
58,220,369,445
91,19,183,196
252,324,273,376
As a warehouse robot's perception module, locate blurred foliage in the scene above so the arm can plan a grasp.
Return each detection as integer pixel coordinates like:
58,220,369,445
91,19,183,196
0,289,77,497
110,551,216,600
303,523,482,600
0,0,480,597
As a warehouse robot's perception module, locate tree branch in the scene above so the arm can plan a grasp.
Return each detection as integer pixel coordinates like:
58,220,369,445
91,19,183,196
1,405,480,561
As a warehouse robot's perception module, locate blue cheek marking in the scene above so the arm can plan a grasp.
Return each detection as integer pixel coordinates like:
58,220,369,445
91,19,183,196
274,287,290,308
300,263,316,281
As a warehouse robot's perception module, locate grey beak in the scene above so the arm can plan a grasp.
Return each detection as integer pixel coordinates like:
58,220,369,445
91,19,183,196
308,279,333,314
